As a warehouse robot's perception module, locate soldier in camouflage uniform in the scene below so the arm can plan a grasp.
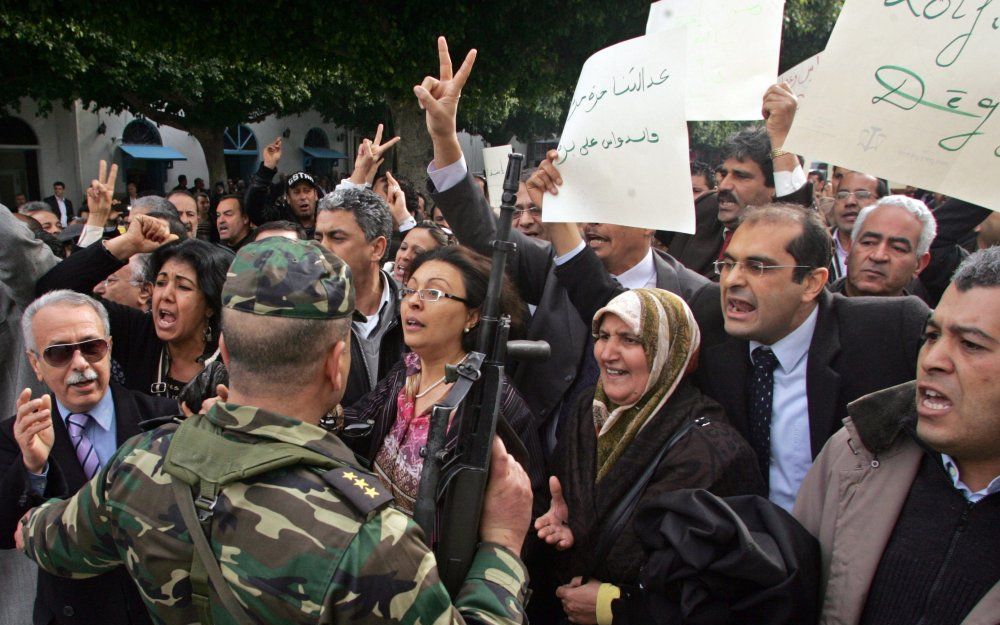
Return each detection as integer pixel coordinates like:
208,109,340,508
17,237,533,625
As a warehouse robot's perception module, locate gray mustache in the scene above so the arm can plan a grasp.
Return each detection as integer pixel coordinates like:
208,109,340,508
66,369,98,385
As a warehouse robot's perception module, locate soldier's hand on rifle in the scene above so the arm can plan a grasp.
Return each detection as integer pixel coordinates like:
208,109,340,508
263,137,282,170
480,436,532,554
534,476,574,550
414,36,475,168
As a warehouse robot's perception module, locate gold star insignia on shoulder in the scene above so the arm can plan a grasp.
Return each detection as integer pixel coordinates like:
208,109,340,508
342,470,358,481
321,466,394,515
364,486,379,499
353,477,369,489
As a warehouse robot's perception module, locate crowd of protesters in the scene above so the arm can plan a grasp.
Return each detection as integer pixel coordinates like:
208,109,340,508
1,36,998,625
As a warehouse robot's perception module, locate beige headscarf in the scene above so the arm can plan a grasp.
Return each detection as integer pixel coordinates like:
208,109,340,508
591,288,700,482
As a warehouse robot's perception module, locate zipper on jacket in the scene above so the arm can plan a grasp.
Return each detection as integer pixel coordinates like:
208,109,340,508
913,499,975,625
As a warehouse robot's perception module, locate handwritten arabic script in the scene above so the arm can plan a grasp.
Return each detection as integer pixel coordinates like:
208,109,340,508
566,67,671,121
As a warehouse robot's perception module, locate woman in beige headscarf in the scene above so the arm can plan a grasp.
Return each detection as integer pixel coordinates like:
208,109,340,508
535,288,763,625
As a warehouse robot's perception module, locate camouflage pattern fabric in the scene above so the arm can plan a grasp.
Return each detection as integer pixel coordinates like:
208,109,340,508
21,402,528,625
223,237,355,319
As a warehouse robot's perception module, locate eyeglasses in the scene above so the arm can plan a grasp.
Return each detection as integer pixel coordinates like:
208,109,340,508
399,287,469,304
713,259,814,278
37,338,110,367
835,189,875,201
513,207,541,220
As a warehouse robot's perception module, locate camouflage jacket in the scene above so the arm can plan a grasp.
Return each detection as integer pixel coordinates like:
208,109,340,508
22,402,529,625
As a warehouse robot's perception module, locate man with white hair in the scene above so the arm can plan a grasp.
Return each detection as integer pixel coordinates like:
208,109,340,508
831,195,938,299
0,290,177,625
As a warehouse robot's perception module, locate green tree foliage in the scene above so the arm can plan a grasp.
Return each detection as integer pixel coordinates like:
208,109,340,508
0,1,841,180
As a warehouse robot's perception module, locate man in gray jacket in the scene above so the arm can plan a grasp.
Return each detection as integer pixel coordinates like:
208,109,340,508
793,247,1000,625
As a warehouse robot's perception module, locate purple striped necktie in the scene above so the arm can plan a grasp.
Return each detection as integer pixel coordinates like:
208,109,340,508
66,413,100,480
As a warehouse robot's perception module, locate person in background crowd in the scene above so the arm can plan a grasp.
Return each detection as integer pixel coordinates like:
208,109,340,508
125,194,179,224
976,210,1000,249
431,203,451,230
14,192,27,209
21,201,62,234
314,187,403,407
252,219,306,241
166,189,200,239
1,290,177,625
831,195,936,299
171,175,188,192
93,254,151,312
794,246,1000,625
690,160,716,200
389,220,451,284
37,181,231,400
44,181,74,226
216,194,254,252
344,245,544,516
190,177,206,194
15,237,534,625
245,136,332,239
807,169,825,202
512,168,547,241
828,171,886,280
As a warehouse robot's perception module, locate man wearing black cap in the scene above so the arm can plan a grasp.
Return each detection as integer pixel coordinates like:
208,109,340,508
244,137,321,238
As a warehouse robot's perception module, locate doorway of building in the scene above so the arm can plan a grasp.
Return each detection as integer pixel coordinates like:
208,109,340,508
0,116,40,207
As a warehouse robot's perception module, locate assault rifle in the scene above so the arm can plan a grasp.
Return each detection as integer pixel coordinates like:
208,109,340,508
414,153,549,596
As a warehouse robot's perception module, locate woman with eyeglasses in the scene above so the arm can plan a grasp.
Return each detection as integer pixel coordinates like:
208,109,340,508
36,206,232,401
342,245,545,517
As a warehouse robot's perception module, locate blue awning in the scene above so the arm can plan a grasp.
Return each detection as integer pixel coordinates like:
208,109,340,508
224,149,258,156
301,146,347,159
120,144,187,161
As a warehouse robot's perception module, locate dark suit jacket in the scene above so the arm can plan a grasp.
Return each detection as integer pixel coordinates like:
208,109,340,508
0,382,177,625
430,172,721,439
43,196,75,222
696,290,929,458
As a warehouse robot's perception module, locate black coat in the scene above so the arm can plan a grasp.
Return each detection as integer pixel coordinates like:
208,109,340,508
430,172,722,442
44,196,75,222
0,383,178,625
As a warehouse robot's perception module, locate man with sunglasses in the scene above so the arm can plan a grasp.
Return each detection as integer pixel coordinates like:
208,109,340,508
0,290,177,625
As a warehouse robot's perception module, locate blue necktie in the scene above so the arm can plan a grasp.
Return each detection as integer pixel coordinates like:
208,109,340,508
66,413,100,480
747,347,779,492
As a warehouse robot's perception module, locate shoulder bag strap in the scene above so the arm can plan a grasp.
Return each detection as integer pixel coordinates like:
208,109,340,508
584,417,703,580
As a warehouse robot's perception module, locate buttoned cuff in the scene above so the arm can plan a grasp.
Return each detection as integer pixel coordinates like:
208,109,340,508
597,583,621,625
398,216,416,233
427,156,468,193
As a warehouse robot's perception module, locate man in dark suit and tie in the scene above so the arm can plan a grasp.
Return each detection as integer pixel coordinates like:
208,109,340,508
700,203,929,511
1,289,177,625
43,182,74,227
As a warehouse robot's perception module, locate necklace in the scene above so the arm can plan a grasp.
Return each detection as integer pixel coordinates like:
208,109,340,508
415,354,468,398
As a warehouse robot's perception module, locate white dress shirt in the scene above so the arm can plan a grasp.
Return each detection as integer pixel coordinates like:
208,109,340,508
749,305,819,512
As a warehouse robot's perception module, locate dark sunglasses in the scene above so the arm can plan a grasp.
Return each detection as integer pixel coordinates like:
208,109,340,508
39,338,110,367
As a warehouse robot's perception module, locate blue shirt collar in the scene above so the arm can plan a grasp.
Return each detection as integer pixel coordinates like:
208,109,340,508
57,386,115,432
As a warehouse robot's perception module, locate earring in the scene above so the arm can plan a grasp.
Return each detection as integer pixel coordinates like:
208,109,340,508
204,324,213,344
463,327,470,334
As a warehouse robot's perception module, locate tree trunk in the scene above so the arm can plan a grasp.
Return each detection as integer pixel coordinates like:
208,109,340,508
388,98,433,184
188,126,227,189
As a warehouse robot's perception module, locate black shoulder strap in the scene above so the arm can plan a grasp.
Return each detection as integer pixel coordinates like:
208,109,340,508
585,416,705,579
171,478,256,625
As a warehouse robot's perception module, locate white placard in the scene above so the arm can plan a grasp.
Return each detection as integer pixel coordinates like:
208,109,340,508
778,52,823,101
783,0,1000,212
482,145,513,209
646,0,785,121
545,30,694,233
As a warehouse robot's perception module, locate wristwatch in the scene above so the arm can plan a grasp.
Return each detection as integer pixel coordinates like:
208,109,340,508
770,147,790,159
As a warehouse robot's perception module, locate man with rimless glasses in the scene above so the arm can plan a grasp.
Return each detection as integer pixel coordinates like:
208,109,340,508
0,290,176,625
696,203,929,512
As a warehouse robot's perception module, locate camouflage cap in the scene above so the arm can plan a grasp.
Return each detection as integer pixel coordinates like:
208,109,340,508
223,238,355,319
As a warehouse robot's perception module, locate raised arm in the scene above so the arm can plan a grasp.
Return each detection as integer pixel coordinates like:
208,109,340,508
244,137,282,226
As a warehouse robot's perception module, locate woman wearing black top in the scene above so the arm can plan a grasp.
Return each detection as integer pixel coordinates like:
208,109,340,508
36,211,231,400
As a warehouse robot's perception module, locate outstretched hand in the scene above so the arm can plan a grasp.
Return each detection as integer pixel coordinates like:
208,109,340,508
263,137,283,170
106,213,178,260
384,171,410,226
414,36,476,147
534,476,574,550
